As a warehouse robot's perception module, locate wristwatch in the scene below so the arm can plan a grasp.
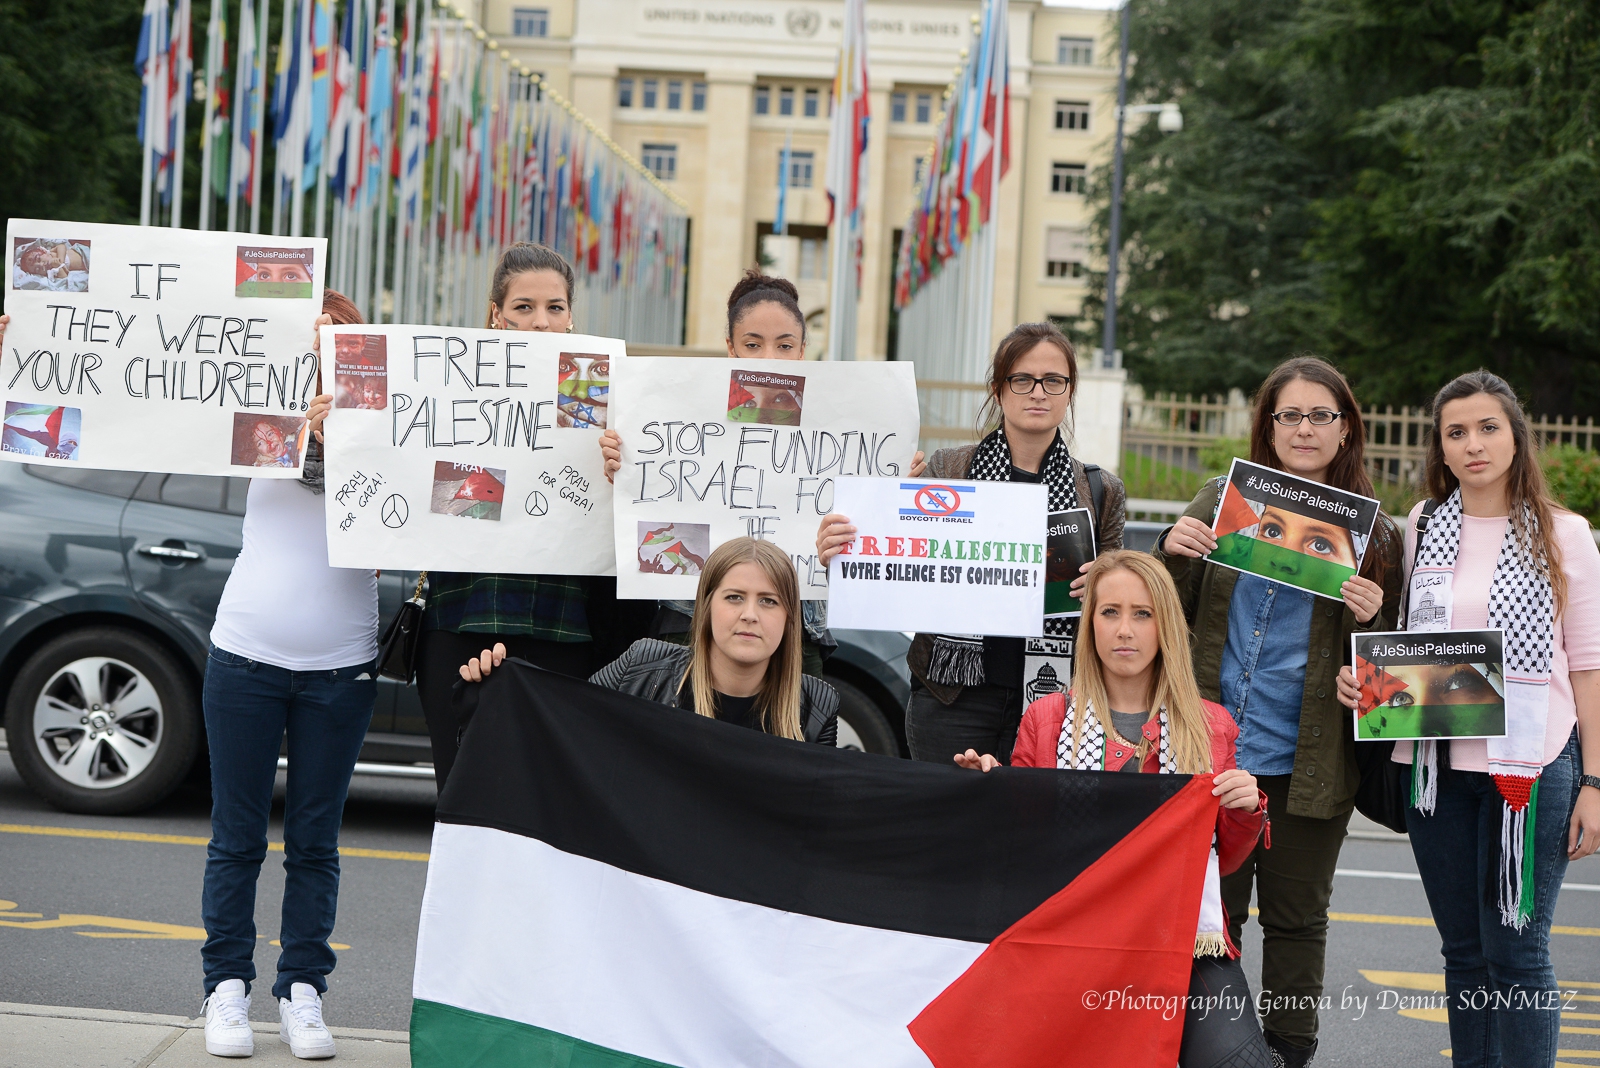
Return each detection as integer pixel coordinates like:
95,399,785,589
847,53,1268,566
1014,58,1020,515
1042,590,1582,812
1582,774,1600,792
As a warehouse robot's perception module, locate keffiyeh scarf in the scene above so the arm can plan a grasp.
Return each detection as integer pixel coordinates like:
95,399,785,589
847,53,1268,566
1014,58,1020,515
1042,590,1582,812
926,426,1079,688
1055,698,1227,957
1408,490,1554,929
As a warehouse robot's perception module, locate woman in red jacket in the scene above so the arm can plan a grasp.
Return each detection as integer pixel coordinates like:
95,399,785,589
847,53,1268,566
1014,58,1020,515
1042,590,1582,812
957,551,1270,1068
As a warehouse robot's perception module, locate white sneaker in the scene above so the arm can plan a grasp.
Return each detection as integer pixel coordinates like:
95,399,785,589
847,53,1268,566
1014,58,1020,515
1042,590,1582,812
202,978,254,1057
278,982,336,1059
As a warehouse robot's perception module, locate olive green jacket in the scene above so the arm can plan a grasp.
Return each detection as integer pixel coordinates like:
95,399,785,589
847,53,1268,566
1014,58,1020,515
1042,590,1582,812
1153,477,1403,820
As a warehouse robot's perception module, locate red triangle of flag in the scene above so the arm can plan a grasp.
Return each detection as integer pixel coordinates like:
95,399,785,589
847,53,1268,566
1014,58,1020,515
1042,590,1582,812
1355,655,1409,716
908,776,1218,1067
1213,480,1261,539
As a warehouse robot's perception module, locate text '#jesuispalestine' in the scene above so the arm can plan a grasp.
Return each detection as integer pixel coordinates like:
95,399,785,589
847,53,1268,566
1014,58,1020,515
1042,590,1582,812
1367,640,1490,658
1243,474,1361,520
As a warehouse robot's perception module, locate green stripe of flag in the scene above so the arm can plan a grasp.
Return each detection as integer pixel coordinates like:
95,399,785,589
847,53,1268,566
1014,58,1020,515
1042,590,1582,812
411,1000,683,1068
1208,532,1356,599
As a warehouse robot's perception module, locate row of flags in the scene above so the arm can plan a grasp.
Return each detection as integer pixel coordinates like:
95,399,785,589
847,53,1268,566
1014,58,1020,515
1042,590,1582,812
823,0,869,361
134,0,689,341
892,0,1011,312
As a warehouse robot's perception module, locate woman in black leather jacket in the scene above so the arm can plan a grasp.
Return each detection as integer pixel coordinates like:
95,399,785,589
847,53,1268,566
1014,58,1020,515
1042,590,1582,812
460,537,838,745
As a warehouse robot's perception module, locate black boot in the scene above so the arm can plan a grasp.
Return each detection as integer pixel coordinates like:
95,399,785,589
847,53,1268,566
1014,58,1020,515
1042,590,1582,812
1265,1033,1317,1068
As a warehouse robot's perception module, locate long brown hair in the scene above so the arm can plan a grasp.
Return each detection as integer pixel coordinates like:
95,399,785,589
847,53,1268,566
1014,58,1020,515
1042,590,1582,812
1425,371,1568,613
1069,551,1212,773
1249,355,1390,584
683,537,804,740
977,322,1078,436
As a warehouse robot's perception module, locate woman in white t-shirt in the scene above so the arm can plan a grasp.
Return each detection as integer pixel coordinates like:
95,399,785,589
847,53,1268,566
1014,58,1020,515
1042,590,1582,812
197,290,380,1061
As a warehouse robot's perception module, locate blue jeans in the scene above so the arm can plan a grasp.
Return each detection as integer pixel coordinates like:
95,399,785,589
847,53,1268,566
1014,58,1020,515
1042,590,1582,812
201,646,376,1000
1407,728,1583,1068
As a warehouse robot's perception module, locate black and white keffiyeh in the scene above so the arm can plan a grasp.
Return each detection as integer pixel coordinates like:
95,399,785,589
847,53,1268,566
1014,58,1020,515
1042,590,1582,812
926,426,1080,687
1054,698,1226,956
1408,489,1554,929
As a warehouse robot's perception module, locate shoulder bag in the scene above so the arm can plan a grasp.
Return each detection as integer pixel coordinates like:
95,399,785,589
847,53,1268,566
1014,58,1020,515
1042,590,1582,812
377,571,428,683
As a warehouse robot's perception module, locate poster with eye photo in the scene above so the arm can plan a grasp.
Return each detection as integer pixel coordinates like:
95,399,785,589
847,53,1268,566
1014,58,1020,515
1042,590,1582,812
1204,458,1380,600
1352,630,1506,741
1044,508,1096,618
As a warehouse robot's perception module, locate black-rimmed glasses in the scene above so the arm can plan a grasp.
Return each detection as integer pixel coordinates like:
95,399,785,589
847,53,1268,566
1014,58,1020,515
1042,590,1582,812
1271,409,1343,426
1005,374,1072,396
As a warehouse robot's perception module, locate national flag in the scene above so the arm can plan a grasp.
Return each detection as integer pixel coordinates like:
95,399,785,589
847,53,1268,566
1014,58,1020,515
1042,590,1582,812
159,0,191,203
204,0,231,199
411,661,1220,1068
231,0,260,206
327,0,357,200
305,0,332,180
136,0,171,181
1354,655,1409,717
1212,479,1263,539
775,129,791,237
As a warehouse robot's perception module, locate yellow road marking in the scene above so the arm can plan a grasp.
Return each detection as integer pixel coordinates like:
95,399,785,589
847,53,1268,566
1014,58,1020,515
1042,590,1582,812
0,823,428,862
1360,969,1444,991
1556,1051,1600,1059
0,904,351,948
1565,1012,1600,1021
1248,907,1600,937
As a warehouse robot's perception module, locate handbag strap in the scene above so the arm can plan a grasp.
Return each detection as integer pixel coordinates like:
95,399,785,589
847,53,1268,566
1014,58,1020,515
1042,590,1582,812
411,571,428,603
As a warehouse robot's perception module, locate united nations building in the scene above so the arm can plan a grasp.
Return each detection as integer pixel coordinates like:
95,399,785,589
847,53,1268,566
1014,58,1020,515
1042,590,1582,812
468,0,1120,360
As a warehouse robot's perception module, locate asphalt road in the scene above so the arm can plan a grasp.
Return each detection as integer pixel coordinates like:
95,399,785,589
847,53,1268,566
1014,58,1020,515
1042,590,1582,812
2,748,1598,1064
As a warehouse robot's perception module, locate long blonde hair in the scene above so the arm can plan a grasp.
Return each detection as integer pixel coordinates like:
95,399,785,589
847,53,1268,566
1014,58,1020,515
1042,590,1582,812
1070,551,1212,773
684,537,805,741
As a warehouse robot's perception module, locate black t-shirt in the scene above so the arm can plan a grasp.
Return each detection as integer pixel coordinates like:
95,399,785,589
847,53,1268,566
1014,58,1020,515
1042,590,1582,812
1009,464,1043,483
688,688,763,732
983,465,1048,685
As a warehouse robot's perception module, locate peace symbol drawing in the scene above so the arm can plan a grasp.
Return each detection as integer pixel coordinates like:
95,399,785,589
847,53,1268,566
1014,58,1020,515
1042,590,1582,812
525,491,549,517
381,494,409,528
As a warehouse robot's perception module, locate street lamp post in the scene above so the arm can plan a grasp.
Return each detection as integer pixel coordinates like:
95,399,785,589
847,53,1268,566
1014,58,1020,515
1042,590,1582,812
1100,2,1181,370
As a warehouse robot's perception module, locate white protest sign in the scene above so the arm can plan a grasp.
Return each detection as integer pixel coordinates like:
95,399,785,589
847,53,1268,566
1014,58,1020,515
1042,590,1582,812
2,219,325,475
610,358,919,599
825,476,1047,635
320,324,621,574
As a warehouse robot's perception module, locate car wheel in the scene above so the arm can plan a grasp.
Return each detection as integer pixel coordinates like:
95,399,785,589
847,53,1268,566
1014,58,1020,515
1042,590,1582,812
827,676,900,756
5,627,200,815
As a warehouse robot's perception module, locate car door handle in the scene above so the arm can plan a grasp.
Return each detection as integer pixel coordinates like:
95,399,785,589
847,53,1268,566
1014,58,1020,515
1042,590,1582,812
138,544,203,561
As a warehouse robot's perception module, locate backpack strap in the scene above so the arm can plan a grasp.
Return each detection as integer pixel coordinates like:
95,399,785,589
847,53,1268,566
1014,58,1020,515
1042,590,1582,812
1413,498,1441,571
1082,463,1105,524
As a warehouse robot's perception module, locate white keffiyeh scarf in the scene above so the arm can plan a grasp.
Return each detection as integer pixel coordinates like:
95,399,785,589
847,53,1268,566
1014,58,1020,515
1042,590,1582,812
1056,698,1227,957
1408,490,1554,929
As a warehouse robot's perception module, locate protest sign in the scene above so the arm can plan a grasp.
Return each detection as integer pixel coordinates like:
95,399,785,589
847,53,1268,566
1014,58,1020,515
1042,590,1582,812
824,476,1047,636
1205,458,1380,600
320,324,621,574
2,219,324,475
610,358,919,599
1352,630,1506,741
1044,508,1096,618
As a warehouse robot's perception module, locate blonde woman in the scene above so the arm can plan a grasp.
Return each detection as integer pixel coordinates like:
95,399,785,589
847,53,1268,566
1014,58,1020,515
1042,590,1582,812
461,537,839,744
956,552,1269,1068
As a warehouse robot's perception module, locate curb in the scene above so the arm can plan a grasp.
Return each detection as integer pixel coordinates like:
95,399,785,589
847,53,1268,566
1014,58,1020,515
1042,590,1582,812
0,1001,409,1042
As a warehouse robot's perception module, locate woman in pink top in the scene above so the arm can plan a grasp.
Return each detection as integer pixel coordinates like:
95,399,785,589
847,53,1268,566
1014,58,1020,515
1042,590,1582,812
1338,371,1600,1068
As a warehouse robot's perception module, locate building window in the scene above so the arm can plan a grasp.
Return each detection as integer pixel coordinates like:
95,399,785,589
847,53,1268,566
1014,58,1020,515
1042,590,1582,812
1054,99,1091,131
641,78,658,109
754,85,770,115
798,236,826,280
617,78,634,108
1058,36,1094,65
779,86,795,117
782,149,815,188
804,87,819,118
915,92,932,124
1051,162,1087,194
666,80,683,110
913,156,927,186
512,7,549,37
691,81,706,111
641,143,677,181
1046,227,1089,280
891,92,907,123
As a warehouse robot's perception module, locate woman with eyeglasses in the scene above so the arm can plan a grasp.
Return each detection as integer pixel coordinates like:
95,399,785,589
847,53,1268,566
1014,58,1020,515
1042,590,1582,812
817,322,1126,765
1154,356,1403,1067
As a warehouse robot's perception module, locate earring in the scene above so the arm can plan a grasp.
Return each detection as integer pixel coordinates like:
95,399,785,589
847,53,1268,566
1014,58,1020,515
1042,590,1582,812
1340,436,1347,447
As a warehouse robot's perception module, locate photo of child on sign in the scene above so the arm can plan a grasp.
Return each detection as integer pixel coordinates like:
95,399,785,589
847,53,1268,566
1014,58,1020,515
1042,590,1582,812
1352,630,1506,741
230,413,306,469
1204,458,1379,600
235,246,315,298
334,334,389,410
12,237,90,292
727,369,804,426
556,353,609,429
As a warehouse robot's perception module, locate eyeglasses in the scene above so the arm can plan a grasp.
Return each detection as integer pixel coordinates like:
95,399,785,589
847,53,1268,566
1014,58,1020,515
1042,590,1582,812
1271,409,1344,426
1005,374,1072,396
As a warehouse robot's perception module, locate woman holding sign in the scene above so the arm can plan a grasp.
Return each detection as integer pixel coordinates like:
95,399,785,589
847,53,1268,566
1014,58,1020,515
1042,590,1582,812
817,322,1126,766
196,291,376,1060
458,537,839,744
956,551,1270,1068
1154,356,1402,1066
598,271,924,679
1336,372,1600,1068
415,244,640,791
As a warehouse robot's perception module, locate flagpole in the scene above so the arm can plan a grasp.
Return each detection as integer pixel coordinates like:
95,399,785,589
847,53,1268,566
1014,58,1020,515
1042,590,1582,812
250,0,267,233
198,0,219,230
170,0,191,228
138,4,158,227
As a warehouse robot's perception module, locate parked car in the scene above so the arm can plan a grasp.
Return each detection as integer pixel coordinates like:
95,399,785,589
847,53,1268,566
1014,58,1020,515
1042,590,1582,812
0,464,912,815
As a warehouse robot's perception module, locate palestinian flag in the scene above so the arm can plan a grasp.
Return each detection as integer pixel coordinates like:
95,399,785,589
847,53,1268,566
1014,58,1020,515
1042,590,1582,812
412,662,1221,1068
